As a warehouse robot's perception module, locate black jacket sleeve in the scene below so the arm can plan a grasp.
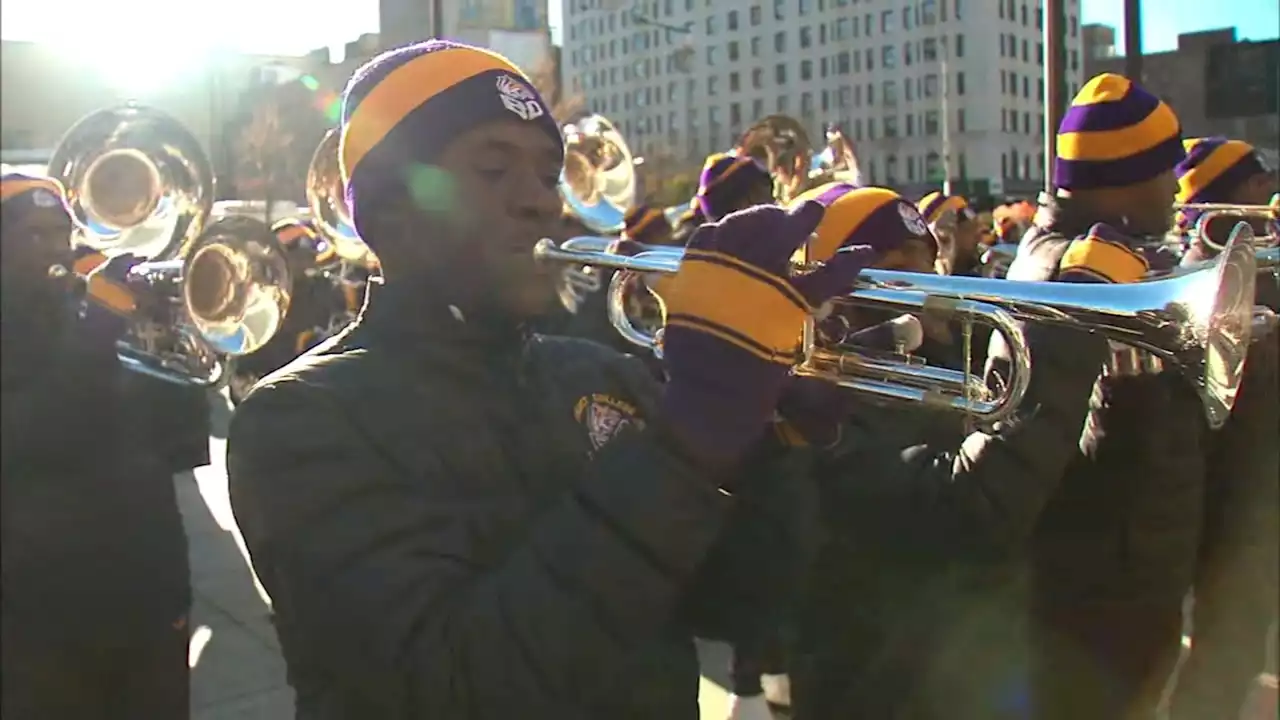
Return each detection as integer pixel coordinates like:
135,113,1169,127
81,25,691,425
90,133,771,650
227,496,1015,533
227,375,736,717
820,325,1107,560
121,373,212,474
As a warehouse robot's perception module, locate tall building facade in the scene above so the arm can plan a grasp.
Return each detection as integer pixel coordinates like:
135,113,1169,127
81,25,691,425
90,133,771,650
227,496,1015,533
1084,27,1279,162
560,0,1085,200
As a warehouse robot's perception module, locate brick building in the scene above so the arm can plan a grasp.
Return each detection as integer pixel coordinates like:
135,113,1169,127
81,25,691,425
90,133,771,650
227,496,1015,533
1082,27,1279,161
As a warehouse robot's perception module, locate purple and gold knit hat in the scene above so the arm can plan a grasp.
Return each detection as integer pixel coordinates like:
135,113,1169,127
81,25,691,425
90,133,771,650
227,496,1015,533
1054,73,1184,191
1175,137,1271,228
339,40,564,242
696,152,773,221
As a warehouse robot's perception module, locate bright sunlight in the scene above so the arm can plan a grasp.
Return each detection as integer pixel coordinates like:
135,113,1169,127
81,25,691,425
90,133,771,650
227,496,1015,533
0,0,379,91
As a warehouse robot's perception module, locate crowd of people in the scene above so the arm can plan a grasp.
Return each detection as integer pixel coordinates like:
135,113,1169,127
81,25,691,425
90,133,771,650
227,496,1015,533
2,37,1277,720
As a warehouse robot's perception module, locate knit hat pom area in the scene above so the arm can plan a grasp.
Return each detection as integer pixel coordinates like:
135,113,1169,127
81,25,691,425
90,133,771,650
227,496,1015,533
338,40,564,236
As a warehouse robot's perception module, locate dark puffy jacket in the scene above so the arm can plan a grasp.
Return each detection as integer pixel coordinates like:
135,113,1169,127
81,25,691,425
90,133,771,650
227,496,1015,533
237,269,361,380
1167,248,1280,720
792,325,1106,720
1,320,205,637
999,202,1208,719
226,281,815,720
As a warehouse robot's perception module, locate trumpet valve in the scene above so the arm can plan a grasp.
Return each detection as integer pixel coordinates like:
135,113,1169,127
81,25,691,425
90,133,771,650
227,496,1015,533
81,148,163,231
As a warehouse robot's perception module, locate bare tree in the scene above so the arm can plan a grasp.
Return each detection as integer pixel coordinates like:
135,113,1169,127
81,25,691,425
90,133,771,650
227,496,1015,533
230,72,330,220
528,53,583,123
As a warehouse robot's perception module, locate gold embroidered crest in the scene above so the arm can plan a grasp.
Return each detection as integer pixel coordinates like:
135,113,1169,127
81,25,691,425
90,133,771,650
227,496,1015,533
573,393,642,450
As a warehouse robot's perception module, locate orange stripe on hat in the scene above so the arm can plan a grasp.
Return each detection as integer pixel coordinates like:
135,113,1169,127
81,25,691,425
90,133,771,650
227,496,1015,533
340,47,527,185
1,176,67,204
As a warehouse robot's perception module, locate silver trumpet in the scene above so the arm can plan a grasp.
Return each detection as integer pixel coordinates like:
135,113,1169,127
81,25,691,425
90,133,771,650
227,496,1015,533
534,225,1262,429
49,103,293,387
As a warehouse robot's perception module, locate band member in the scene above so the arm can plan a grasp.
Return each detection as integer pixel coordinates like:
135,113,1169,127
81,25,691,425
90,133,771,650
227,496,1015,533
917,191,984,276
1175,136,1279,265
697,152,777,221
995,73,1202,720
231,218,355,400
226,40,896,719
785,183,1109,720
2,174,207,720
1166,137,1280,720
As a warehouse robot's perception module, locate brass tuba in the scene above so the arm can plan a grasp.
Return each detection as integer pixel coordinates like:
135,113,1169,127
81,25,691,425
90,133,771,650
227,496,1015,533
534,225,1264,430
736,114,816,202
48,103,292,387
305,128,377,268
559,114,637,234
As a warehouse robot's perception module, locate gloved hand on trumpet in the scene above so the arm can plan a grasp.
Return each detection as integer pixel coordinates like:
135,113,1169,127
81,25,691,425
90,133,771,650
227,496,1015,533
657,188,927,463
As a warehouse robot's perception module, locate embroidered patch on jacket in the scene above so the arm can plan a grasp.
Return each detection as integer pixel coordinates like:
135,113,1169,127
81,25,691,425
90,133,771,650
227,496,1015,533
573,393,643,450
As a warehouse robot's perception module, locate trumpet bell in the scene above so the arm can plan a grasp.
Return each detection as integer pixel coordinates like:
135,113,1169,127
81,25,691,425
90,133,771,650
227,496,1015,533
48,103,213,260
305,128,375,267
184,215,293,357
559,114,636,234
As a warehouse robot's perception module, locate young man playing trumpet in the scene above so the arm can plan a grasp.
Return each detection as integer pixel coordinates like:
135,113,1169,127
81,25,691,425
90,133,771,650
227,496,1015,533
1166,136,1280,720
2,174,206,720
225,40,905,720
779,182,1108,720
996,73,1206,720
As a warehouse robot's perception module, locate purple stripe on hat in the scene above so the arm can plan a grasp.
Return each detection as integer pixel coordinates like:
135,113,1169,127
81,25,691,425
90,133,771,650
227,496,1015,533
1175,137,1227,177
1178,154,1270,228
1054,134,1186,190
919,194,949,221
1058,85,1160,134
833,198,937,256
813,182,858,207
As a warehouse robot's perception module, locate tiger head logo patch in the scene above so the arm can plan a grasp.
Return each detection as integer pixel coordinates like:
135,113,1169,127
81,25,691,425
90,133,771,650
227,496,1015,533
573,393,643,452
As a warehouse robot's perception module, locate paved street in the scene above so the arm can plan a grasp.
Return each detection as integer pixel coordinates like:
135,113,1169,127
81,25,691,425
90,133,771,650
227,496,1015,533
185,397,744,718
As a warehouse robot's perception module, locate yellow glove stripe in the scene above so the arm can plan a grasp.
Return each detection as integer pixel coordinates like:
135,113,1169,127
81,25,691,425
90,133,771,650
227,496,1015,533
1059,236,1147,284
772,419,809,447
667,315,800,365
684,248,811,311
664,256,807,358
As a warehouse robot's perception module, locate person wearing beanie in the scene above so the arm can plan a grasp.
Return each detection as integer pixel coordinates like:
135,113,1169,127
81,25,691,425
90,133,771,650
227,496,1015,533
1166,138,1280,720
1174,136,1278,262
735,183,1107,720
991,73,1210,720
697,152,777,221
3,173,203,719
917,191,984,276
226,39,884,720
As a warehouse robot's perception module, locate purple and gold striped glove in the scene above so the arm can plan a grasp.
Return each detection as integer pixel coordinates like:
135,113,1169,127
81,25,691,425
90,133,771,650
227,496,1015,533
658,200,880,464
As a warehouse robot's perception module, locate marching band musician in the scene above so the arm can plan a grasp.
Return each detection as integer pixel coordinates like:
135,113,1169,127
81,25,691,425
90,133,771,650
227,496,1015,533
697,152,778,222
993,73,1205,720
784,183,1109,720
226,40,896,720
230,218,357,397
917,191,985,276
2,174,207,719
1165,137,1280,720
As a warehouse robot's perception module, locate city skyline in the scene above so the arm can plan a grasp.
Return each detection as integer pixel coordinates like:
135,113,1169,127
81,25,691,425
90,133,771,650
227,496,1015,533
1,0,1277,57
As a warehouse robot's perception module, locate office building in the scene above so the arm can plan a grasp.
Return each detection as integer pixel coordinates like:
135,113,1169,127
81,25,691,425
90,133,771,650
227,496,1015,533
560,0,1086,199
1084,27,1279,162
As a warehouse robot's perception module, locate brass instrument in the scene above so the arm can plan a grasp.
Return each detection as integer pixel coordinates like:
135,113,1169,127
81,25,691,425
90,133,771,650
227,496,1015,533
559,114,636,234
48,104,292,387
534,225,1263,430
736,115,814,202
1175,195,1279,255
305,128,377,268
555,115,639,314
